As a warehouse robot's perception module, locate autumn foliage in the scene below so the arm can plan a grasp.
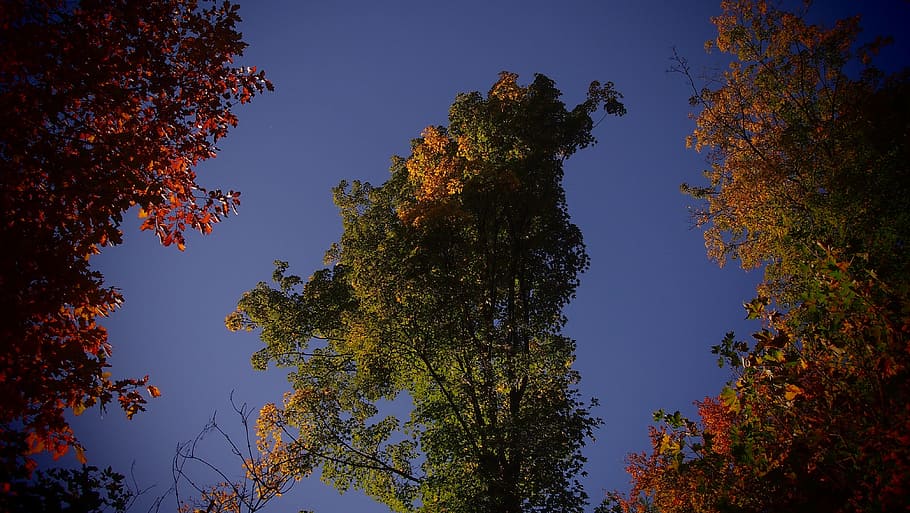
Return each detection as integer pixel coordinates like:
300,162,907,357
0,0,271,480
225,72,624,513
172,399,299,513
680,0,909,293
607,1,910,512
608,256,910,513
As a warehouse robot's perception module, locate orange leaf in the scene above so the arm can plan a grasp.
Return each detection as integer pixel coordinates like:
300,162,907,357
75,445,87,465
147,385,162,398
783,384,802,401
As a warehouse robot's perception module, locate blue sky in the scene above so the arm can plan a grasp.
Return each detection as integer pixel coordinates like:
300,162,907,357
60,1,909,511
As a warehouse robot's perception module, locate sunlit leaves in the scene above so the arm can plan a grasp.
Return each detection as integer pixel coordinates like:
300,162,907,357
147,385,162,398
173,399,303,513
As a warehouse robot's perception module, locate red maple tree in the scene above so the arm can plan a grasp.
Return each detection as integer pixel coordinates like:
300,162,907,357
0,0,271,478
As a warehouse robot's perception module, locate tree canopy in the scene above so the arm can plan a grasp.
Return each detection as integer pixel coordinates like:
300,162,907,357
227,72,625,513
679,0,909,296
0,0,271,483
11,1,909,512
607,1,910,512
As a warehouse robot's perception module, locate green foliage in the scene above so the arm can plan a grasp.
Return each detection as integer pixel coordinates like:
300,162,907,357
229,72,624,513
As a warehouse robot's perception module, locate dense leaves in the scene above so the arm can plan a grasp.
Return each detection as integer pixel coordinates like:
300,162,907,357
0,465,134,513
227,72,624,512
607,255,910,513
0,0,271,481
608,1,910,512
679,0,909,297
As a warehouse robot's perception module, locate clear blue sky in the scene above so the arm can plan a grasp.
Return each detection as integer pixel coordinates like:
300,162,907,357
59,1,908,511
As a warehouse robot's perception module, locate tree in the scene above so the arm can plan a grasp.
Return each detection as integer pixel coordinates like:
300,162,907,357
606,253,910,513
0,0,272,482
678,0,909,298
226,72,625,512
607,1,910,511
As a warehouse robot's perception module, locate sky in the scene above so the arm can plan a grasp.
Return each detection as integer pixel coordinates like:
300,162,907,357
55,1,909,511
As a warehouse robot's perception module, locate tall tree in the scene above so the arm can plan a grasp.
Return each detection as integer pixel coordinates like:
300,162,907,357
0,0,271,481
227,72,625,513
607,1,910,512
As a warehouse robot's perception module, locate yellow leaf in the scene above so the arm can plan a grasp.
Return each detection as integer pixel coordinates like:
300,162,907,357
73,402,86,416
658,434,681,457
784,384,802,401
658,433,671,453
138,207,148,219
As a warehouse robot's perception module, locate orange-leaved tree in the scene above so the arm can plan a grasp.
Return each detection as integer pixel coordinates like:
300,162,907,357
678,0,909,298
604,1,910,512
0,0,272,480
